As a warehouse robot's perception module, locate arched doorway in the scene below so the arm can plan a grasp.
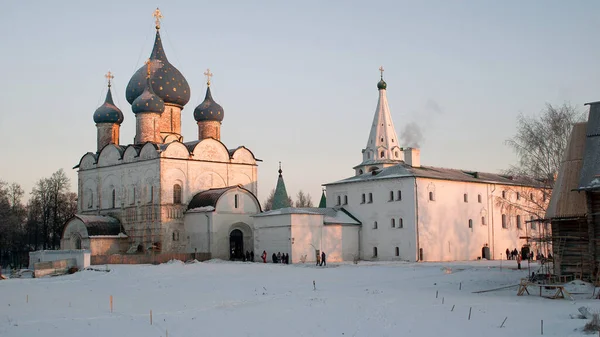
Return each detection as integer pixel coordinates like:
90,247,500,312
72,234,82,249
229,229,244,260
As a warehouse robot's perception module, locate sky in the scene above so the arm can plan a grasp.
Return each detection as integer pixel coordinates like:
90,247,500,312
2,0,600,206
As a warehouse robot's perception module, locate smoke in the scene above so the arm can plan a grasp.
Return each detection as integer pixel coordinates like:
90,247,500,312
400,122,424,148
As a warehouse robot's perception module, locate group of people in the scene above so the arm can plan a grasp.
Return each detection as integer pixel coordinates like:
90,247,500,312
316,251,326,266
240,251,254,262
259,250,289,264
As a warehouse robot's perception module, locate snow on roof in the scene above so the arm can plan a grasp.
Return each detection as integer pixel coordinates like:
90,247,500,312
253,207,361,225
186,206,216,213
325,162,546,188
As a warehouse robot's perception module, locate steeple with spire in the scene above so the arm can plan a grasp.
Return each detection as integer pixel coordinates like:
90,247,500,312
272,162,291,210
353,66,403,175
94,71,124,151
318,188,327,208
126,8,190,143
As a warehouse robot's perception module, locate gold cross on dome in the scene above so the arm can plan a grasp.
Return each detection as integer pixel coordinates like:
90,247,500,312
204,68,213,86
153,8,163,29
379,66,384,79
145,59,152,78
105,71,114,87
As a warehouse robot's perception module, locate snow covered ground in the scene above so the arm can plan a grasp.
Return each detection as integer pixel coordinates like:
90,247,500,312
1,260,599,337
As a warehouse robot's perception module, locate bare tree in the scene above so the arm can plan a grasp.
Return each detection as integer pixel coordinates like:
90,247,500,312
295,190,313,208
505,102,585,187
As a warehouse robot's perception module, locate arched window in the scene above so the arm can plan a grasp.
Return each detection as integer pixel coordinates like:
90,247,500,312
373,247,378,257
359,169,364,174
111,189,116,208
380,151,385,158
429,191,435,201
468,219,473,228
391,218,396,228
517,215,522,229
173,184,182,204
87,189,93,209
502,214,507,228
395,247,399,256
337,195,341,206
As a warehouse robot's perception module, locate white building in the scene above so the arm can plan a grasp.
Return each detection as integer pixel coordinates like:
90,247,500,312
61,11,260,261
324,72,549,262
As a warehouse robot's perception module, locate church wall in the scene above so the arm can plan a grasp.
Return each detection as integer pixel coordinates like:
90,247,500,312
340,225,360,262
415,178,547,262
290,214,325,263
183,211,211,254
325,178,418,262
89,237,128,255
254,214,292,262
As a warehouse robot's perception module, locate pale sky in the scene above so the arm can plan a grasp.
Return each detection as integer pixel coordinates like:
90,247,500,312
2,1,600,205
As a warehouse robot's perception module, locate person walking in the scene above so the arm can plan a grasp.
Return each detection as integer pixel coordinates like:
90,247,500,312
316,251,321,266
506,248,510,260
517,254,522,270
321,251,326,266
250,250,254,262
272,252,277,263
285,253,289,264
261,250,267,263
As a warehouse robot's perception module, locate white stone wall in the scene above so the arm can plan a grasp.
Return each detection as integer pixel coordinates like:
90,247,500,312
254,214,292,262
29,250,91,269
326,178,418,261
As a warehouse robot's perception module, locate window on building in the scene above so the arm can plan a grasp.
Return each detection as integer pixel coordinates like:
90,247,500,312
343,195,348,205
397,190,402,201
477,194,482,203
373,221,378,229
150,186,154,203
373,247,378,257
464,194,468,203
468,219,473,229
389,191,394,201
399,218,404,228
111,189,116,208
502,190,506,199
531,220,537,230
361,193,366,204
368,193,373,203
359,169,364,174
502,214,507,228
337,195,341,206
380,151,384,158
481,216,486,225
516,192,520,200
380,137,384,142
131,187,136,205
87,190,93,209
173,184,182,204
395,151,399,158
391,218,396,228
516,215,522,229
235,194,239,208
429,191,435,201
172,230,179,241
530,193,534,200
395,247,399,256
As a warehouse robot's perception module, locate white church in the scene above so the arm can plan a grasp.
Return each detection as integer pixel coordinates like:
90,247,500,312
60,9,548,264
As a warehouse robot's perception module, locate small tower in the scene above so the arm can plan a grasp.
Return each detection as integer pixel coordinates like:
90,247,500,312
272,162,291,210
125,8,190,143
318,188,327,208
354,66,403,175
93,71,124,151
132,60,165,144
194,69,224,140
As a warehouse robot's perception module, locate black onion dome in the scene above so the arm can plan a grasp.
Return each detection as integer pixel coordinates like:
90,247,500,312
132,78,165,114
93,87,124,124
377,79,387,90
126,31,190,107
194,86,224,122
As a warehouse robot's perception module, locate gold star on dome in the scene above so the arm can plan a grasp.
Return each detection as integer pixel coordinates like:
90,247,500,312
145,59,152,79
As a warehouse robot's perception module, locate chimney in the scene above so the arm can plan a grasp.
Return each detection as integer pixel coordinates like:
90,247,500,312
403,147,420,168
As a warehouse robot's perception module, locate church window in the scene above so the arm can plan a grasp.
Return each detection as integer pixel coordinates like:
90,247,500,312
173,184,182,204
477,194,482,203
361,194,366,204
87,190,93,209
373,221,378,229
463,194,468,203
543,193,546,202
373,247,378,257
343,195,348,205
501,214,507,228
235,194,239,208
531,218,537,230
481,216,486,225
111,189,116,208
337,195,341,206
150,186,154,203
380,151,384,158
395,247,399,256
389,191,394,201
468,219,473,229
368,193,373,203
517,215,522,229
395,151,399,158
399,218,403,228
429,191,435,201
172,230,180,241
130,186,136,205
359,169,364,174
397,190,402,200
516,192,520,200
530,193,534,200
380,137,383,142
502,190,506,199
392,139,394,143
391,218,396,228
367,152,371,159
